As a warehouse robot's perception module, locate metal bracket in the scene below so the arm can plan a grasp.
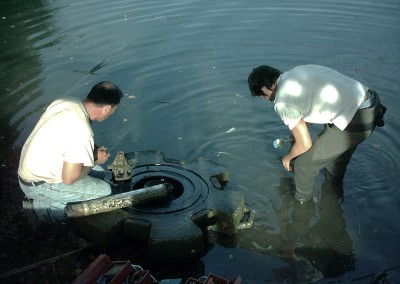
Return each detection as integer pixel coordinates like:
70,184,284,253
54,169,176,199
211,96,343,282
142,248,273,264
107,151,133,181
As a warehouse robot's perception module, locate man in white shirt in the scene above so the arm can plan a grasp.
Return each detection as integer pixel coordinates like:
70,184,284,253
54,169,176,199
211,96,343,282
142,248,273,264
18,81,123,222
248,65,385,203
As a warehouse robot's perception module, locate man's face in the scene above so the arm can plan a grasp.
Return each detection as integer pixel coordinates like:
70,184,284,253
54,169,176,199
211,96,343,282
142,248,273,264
260,86,273,101
260,79,278,102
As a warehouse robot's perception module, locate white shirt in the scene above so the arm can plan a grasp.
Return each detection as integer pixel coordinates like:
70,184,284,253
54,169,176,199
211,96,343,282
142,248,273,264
18,97,94,183
274,65,368,130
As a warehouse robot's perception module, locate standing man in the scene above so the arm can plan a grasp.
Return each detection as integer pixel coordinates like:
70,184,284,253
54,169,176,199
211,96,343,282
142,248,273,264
248,65,385,203
18,81,123,222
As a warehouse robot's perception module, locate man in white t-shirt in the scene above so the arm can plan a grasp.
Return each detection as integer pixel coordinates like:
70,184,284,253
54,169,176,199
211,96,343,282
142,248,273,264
248,65,385,203
18,81,123,222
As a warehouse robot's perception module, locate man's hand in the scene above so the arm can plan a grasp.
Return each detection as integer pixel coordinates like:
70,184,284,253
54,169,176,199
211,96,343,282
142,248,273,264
96,146,110,165
282,155,293,172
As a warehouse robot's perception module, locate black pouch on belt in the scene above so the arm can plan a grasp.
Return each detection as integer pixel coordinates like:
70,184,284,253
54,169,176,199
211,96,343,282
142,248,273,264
345,91,386,132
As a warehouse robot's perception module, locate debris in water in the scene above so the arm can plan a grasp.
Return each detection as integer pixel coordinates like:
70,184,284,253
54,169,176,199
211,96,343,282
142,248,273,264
226,127,236,133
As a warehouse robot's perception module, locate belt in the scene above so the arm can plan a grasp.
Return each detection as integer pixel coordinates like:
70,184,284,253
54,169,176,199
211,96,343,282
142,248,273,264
345,91,385,132
18,176,46,187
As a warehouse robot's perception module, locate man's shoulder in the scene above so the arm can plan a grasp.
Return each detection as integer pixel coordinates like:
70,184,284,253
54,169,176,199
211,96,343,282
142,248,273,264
47,97,85,116
43,97,88,127
49,96,81,108
289,64,332,73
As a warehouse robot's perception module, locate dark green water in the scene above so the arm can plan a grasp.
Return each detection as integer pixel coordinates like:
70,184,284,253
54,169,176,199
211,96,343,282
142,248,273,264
1,0,399,282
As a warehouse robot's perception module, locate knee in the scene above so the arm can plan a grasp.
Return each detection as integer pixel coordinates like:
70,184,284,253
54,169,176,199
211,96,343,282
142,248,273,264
98,181,112,196
324,169,344,184
88,176,112,196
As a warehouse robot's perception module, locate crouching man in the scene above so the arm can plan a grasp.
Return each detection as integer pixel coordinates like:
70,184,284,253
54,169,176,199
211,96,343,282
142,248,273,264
18,81,123,222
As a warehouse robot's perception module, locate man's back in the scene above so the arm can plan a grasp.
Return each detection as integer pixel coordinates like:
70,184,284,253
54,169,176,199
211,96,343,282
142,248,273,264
18,97,94,183
274,65,368,130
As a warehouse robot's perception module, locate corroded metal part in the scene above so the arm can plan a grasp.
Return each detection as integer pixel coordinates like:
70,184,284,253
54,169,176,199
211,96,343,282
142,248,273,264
107,151,132,181
65,184,169,217
72,150,254,260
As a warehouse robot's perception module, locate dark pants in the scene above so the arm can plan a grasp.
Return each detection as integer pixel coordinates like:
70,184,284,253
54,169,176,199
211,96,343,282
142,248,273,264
293,92,383,202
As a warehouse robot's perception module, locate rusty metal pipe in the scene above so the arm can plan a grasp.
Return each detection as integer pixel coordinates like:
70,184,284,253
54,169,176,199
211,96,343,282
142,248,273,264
65,184,169,218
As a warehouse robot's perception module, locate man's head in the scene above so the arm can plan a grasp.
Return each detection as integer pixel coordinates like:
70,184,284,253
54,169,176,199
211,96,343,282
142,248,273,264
84,81,123,122
86,81,123,107
248,65,282,98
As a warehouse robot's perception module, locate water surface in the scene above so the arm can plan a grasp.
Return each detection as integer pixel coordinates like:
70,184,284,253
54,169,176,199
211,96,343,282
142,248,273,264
1,0,399,282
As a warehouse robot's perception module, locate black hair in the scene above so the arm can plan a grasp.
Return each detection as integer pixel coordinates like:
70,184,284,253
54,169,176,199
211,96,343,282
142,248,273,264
86,81,123,106
248,65,282,96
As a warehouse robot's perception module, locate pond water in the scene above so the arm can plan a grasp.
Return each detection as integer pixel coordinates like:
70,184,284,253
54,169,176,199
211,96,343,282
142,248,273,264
1,0,399,282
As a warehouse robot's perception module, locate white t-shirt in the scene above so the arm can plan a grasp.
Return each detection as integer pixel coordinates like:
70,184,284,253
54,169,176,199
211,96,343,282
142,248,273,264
18,97,94,183
274,65,368,130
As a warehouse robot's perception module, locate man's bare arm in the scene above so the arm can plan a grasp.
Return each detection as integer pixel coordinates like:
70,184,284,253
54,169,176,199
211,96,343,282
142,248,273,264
62,162,92,185
282,118,312,171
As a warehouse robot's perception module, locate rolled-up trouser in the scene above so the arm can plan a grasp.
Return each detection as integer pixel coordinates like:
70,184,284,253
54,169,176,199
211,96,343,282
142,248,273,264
293,92,383,202
19,168,111,222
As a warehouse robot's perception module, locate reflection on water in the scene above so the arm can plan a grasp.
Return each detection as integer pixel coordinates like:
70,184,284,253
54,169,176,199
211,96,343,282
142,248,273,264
0,0,62,149
1,0,400,282
233,177,354,282
0,0,56,176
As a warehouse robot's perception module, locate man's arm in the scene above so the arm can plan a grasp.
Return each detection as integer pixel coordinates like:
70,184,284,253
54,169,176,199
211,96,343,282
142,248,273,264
62,162,92,185
282,118,312,171
61,146,110,185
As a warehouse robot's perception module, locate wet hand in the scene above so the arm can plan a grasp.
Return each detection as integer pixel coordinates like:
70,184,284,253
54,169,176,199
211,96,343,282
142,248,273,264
282,155,293,172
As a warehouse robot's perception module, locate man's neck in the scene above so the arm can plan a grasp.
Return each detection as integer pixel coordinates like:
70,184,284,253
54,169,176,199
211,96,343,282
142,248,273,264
83,100,95,122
